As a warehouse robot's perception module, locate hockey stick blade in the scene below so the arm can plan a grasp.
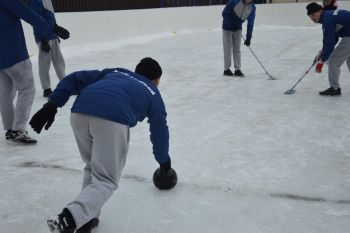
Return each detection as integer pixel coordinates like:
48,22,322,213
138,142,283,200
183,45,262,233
268,75,277,80
284,89,296,94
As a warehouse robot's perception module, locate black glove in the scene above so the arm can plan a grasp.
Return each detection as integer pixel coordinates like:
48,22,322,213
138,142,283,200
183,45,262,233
244,37,251,46
29,102,58,134
41,41,51,53
153,158,177,190
53,24,70,40
160,158,171,175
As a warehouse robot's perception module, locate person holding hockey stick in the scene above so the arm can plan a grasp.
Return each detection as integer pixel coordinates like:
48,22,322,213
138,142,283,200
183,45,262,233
29,57,177,233
222,0,256,77
307,2,350,96
0,0,69,144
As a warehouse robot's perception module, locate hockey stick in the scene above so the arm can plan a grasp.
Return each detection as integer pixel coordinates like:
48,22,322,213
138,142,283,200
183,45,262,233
284,59,317,95
241,34,277,80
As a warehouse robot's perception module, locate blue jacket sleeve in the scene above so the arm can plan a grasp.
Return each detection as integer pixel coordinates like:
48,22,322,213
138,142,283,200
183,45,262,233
246,5,256,39
147,95,170,165
1,0,53,33
48,70,103,107
34,4,56,42
321,16,336,61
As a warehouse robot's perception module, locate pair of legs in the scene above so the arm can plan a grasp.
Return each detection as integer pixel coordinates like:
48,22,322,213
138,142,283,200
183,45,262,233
0,59,35,132
37,39,65,91
223,29,242,72
67,113,130,229
327,37,350,89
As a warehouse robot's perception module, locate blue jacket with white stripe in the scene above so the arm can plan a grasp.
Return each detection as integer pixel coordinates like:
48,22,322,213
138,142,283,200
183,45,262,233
320,10,350,61
222,0,256,39
48,68,170,165
0,0,54,70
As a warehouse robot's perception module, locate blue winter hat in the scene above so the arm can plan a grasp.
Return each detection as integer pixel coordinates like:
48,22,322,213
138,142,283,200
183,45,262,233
135,57,162,80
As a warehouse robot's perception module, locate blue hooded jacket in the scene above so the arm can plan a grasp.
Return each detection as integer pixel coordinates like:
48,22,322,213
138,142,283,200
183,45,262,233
26,0,57,42
0,0,54,70
320,10,350,61
222,0,256,39
48,68,170,165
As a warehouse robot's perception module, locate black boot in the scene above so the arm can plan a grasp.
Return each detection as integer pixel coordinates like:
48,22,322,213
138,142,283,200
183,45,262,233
223,69,234,76
319,87,341,96
76,218,99,233
47,208,76,233
234,69,245,77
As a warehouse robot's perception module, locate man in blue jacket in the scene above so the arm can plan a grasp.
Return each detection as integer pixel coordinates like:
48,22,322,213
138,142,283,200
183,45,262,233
307,2,350,96
27,0,67,98
222,0,256,77
29,58,176,233
0,0,69,144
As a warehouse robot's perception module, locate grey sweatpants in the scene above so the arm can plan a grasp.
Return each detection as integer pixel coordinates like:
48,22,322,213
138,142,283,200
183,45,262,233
0,59,35,131
223,29,242,71
328,37,350,89
67,113,130,228
37,39,65,90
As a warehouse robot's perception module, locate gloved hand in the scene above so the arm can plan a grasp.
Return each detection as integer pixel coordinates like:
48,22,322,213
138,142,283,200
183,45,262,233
153,158,177,190
29,102,58,133
53,24,70,40
159,158,171,175
41,41,51,53
316,62,324,73
244,37,251,46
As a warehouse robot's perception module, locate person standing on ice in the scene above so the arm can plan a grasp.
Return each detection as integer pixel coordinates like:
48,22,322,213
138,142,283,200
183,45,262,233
29,57,177,233
323,0,344,11
0,0,69,144
307,2,350,96
27,0,67,98
222,0,256,77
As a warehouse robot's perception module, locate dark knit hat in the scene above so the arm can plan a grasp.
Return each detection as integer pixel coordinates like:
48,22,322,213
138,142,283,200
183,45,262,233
306,2,323,15
135,57,162,80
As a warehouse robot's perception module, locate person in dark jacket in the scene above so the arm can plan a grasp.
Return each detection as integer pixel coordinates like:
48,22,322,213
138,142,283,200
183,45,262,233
27,0,67,97
29,57,176,233
222,0,256,77
323,0,344,11
0,0,69,144
307,2,350,96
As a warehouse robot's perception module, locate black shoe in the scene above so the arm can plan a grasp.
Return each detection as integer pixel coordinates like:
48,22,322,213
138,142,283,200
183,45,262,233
5,130,12,140
43,88,53,97
234,69,245,77
47,209,76,233
76,218,99,233
319,87,341,96
8,130,37,144
223,69,234,76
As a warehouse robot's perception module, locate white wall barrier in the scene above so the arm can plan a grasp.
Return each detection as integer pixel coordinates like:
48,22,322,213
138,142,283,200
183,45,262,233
23,2,350,55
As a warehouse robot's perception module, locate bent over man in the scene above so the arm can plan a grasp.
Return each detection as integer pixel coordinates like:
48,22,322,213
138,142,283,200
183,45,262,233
30,58,175,233
307,2,350,96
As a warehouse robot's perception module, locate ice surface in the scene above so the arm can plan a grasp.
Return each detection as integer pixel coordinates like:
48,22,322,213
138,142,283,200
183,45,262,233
1,25,350,233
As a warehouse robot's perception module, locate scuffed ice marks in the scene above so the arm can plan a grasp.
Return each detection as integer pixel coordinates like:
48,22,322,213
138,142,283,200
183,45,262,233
15,161,350,205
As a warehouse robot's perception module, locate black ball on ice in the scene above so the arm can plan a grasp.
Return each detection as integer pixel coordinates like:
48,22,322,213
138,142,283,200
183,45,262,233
153,168,178,190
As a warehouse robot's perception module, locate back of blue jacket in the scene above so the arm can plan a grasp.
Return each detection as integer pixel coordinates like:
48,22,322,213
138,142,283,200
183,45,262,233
48,68,170,165
0,0,53,70
321,10,350,61
222,0,256,39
